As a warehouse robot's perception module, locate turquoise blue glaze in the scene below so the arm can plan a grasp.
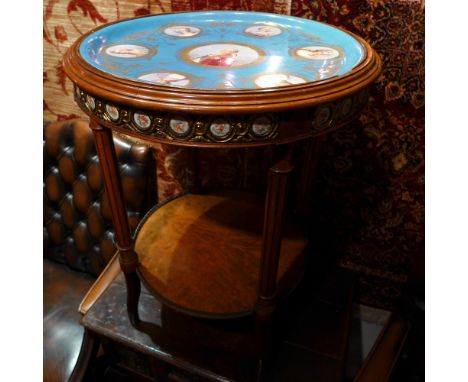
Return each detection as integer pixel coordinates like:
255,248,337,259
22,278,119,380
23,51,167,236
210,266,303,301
80,11,365,90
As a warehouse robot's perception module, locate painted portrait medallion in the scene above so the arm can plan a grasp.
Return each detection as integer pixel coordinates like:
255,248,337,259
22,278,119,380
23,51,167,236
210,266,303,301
169,117,191,137
184,43,264,68
254,73,307,88
138,72,191,87
245,25,282,38
163,25,201,38
295,46,340,60
314,105,332,129
340,97,353,117
86,94,96,110
105,44,149,58
251,116,273,137
209,119,232,139
105,104,120,121
318,62,340,78
133,112,152,130
219,80,236,89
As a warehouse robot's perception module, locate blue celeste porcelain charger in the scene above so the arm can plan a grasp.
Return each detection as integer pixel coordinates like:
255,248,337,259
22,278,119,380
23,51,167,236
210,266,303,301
79,11,366,91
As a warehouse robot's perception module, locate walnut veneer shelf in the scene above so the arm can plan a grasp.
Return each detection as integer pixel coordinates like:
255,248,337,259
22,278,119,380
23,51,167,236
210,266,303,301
135,191,308,319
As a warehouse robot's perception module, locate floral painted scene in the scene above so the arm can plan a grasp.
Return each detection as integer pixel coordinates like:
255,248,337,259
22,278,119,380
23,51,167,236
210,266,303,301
44,0,424,312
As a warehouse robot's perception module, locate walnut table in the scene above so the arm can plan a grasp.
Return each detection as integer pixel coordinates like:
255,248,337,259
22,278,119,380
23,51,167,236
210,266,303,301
63,10,381,380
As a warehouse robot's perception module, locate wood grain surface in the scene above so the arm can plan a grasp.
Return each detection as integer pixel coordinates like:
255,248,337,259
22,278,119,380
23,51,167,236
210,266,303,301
135,191,308,318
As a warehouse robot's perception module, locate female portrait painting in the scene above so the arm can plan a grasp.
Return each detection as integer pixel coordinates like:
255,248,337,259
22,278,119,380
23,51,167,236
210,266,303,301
295,46,340,60
105,44,149,58
245,25,282,38
186,43,262,68
255,73,306,88
138,72,191,87
163,25,201,38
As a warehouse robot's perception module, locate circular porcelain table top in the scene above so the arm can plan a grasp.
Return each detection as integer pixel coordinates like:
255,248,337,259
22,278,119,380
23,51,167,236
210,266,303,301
79,11,366,91
65,11,381,144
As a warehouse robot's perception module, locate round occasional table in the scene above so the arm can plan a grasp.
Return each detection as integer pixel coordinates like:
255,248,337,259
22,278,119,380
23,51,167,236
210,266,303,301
63,11,381,326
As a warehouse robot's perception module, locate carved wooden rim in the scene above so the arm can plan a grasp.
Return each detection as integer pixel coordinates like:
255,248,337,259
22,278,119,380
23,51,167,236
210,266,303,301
63,12,382,115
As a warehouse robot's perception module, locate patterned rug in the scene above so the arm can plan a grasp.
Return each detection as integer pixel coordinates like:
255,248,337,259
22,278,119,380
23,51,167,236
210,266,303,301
291,0,424,308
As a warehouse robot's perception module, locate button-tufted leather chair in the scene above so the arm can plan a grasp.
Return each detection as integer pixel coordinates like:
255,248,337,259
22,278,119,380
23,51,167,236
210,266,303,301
43,119,155,382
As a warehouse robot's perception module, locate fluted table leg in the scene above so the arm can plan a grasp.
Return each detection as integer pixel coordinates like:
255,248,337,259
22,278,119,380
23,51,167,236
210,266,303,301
90,119,141,326
295,136,322,220
255,154,294,379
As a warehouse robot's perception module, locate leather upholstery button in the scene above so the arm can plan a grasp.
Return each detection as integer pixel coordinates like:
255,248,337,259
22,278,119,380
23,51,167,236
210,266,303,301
100,231,116,264
86,203,104,239
59,193,76,229
64,236,79,268
47,213,65,246
73,175,92,214
86,160,103,192
43,193,54,225
58,151,78,184
73,221,91,253
45,168,65,203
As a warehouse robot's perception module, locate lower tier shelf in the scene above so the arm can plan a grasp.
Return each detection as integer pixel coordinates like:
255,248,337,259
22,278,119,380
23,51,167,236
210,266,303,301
135,190,308,318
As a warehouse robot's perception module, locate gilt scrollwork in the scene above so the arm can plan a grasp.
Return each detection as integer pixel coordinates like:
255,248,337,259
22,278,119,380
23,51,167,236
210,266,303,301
74,85,281,144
